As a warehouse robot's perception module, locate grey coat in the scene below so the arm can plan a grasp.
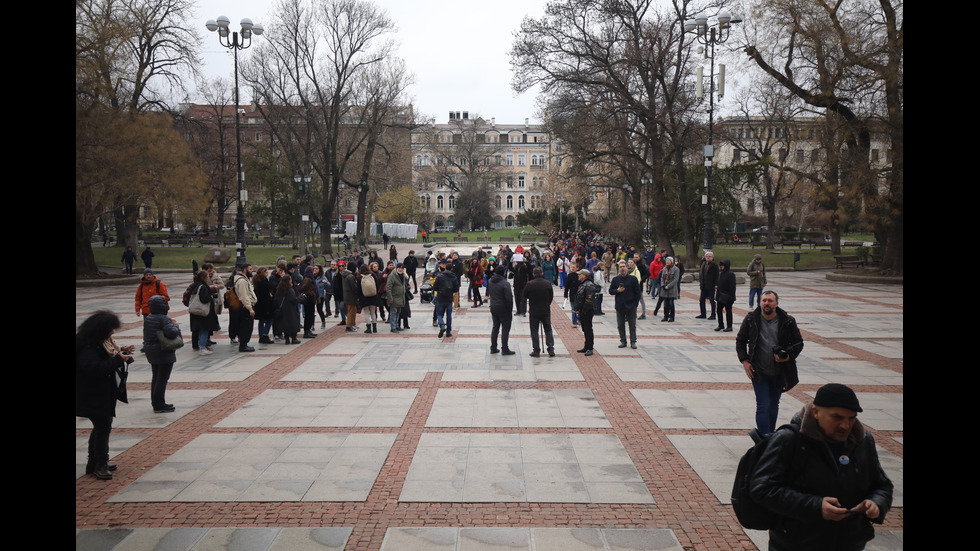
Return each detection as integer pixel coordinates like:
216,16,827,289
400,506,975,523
387,271,407,308
659,265,681,299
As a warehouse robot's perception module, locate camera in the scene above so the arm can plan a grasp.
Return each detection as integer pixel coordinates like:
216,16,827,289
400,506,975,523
772,346,789,360
125,356,135,365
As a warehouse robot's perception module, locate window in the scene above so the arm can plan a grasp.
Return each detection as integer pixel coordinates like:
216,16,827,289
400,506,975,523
506,195,513,209
495,195,501,209
796,149,804,163
733,149,741,163
495,154,502,165
518,195,525,209
871,149,880,163
518,154,525,166
255,132,263,142
437,195,444,209
506,154,514,166
518,175,525,188
506,176,514,189
449,195,456,209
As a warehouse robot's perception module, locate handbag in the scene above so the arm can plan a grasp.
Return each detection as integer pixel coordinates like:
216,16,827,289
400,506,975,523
157,328,185,351
188,286,211,317
116,364,129,403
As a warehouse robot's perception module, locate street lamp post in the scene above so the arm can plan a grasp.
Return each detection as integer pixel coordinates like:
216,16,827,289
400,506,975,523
683,11,740,253
294,171,312,256
206,15,263,269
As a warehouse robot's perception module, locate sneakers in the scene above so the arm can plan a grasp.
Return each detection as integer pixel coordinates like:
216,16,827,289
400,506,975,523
584,349,593,356
154,404,175,413
199,349,213,356
345,327,357,332
618,342,627,348
631,342,637,349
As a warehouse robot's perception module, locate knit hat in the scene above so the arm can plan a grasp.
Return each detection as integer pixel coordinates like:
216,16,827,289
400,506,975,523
813,383,863,412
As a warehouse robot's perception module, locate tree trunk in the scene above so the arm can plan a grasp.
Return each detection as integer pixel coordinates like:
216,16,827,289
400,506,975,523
76,207,98,276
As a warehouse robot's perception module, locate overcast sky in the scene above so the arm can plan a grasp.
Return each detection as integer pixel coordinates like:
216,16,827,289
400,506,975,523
194,0,552,125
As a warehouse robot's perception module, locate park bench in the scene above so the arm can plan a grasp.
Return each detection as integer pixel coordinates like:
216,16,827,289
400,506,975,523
781,240,804,248
834,255,865,269
432,237,449,242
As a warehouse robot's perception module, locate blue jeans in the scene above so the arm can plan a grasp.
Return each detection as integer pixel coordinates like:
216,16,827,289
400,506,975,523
436,300,453,331
338,300,346,323
699,288,716,317
389,306,401,331
752,373,783,435
748,287,763,308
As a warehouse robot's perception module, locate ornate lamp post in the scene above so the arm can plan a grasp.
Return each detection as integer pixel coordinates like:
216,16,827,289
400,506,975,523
683,11,740,253
205,15,263,268
294,171,312,255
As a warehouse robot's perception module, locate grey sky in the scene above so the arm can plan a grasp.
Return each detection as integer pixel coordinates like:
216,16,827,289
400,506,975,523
194,0,551,125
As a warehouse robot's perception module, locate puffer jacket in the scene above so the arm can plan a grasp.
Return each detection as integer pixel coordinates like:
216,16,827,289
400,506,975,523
142,295,181,364
750,404,893,551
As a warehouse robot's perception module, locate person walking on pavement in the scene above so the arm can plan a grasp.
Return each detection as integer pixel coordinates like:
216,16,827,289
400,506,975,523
659,256,680,322
487,265,515,355
715,259,736,332
736,290,804,435
121,246,137,274
434,258,459,338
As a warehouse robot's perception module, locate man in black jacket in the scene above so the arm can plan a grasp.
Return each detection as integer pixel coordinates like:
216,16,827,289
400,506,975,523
573,269,600,356
523,266,554,357
487,265,515,355
609,261,641,349
434,258,459,338
736,290,803,435
696,251,719,320
403,250,419,293
750,383,893,551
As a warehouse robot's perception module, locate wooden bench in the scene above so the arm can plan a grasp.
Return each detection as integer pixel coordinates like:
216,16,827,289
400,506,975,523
834,255,865,269
782,240,804,248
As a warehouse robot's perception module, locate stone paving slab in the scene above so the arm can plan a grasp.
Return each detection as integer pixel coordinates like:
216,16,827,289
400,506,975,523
77,268,903,550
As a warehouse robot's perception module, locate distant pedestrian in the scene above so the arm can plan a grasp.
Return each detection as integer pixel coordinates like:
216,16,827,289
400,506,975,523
121,246,137,274
141,246,155,269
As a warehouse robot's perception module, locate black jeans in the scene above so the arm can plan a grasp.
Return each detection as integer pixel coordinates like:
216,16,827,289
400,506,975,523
616,308,637,344
86,415,112,465
150,363,174,408
491,310,513,349
237,312,254,349
528,312,554,352
580,310,595,350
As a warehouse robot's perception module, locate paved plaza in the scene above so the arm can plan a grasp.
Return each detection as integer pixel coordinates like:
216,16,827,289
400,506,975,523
76,263,903,550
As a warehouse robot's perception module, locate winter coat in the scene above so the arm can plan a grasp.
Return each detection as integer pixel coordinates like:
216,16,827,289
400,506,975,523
189,281,219,333
609,274,641,310
142,295,181,364
735,306,803,388
341,270,359,304
487,273,514,314
541,259,556,283
716,260,736,306
750,404,893,551
659,265,680,299
699,259,719,290
75,341,124,419
135,274,169,315
747,259,768,288
523,276,553,316
387,271,407,308
274,286,301,336
253,278,275,321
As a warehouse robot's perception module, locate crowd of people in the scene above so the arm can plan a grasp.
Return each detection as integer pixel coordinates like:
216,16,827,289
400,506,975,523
78,235,897,551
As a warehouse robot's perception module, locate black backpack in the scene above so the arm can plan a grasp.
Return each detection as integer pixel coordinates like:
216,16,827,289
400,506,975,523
731,424,800,530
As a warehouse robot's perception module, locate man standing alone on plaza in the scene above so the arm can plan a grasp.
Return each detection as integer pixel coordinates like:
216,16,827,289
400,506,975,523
524,266,555,357
609,261,640,349
487,265,515,354
735,290,803,435
697,251,719,320
749,383,893,551
747,254,767,308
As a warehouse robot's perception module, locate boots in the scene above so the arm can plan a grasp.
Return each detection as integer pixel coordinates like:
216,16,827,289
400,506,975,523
92,462,113,480
373,323,378,334
365,324,373,334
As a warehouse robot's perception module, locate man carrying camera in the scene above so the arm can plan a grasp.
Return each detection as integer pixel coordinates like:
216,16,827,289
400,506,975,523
736,290,803,435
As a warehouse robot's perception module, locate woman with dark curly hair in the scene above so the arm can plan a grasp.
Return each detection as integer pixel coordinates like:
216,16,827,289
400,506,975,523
76,311,133,480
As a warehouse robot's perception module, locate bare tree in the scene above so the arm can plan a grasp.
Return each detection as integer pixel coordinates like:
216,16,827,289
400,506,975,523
512,0,709,260
245,0,401,253
739,0,903,273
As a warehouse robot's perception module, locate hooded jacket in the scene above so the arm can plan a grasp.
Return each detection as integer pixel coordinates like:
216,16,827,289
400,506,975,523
135,273,169,315
716,259,736,305
142,295,181,364
750,404,893,551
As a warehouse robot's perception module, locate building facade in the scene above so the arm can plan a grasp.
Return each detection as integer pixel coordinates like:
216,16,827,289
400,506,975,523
412,111,554,230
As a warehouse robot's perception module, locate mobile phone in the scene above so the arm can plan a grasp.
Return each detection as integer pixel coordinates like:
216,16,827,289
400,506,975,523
845,507,864,515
